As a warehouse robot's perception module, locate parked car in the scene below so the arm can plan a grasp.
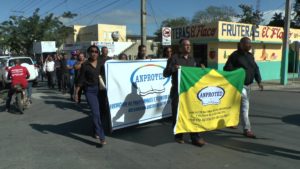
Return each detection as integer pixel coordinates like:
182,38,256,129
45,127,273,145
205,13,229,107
0,56,39,88
0,56,10,65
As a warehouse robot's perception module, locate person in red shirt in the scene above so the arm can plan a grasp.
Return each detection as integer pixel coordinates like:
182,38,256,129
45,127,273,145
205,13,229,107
5,59,30,113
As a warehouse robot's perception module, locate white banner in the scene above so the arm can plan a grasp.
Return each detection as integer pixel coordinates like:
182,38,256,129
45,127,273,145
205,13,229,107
105,59,172,130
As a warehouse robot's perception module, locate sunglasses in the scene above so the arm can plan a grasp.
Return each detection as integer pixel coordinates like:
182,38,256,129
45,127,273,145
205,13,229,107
90,50,98,53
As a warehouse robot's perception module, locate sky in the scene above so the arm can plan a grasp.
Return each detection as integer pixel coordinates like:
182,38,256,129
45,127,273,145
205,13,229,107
0,0,290,35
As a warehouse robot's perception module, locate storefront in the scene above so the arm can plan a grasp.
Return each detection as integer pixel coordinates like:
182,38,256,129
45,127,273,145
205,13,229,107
172,21,300,81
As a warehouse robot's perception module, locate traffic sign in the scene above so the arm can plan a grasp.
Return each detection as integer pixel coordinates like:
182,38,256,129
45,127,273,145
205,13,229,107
162,27,171,46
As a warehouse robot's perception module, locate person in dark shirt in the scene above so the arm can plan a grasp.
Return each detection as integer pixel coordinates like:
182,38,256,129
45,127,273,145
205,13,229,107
118,53,128,60
67,54,77,101
54,54,62,91
224,37,263,138
98,46,112,134
75,45,106,146
74,52,86,104
136,44,147,60
163,46,173,59
98,46,111,82
163,38,206,147
61,54,70,94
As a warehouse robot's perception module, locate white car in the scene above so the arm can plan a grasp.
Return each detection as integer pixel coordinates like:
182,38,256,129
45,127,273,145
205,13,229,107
0,56,39,87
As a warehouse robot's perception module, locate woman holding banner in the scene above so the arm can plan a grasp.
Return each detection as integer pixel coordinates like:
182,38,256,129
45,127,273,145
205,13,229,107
75,45,106,146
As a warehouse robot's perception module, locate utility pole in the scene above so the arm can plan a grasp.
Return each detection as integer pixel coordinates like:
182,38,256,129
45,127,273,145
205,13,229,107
252,0,261,55
141,0,147,46
281,0,292,85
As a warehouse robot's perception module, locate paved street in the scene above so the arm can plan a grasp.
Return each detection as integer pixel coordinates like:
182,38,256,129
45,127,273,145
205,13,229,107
0,82,300,169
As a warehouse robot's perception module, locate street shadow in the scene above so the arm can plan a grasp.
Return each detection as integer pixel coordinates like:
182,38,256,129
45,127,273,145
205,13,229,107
250,114,282,120
43,100,90,115
262,89,300,93
282,114,300,126
0,105,5,113
205,131,300,160
30,116,101,147
111,83,146,129
161,94,172,117
111,118,174,147
40,95,72,101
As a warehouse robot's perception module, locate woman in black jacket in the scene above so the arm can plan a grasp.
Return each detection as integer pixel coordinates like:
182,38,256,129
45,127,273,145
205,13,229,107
75,45,106,145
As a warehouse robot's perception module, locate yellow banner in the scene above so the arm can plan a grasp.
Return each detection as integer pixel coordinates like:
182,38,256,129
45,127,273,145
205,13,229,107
175,68,245,134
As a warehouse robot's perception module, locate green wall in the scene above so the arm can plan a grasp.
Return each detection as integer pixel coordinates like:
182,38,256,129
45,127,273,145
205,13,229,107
217,61,281,81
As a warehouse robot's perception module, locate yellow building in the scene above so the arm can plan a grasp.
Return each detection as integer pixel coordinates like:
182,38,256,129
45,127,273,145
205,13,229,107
172,21,300,81
66,24,127,43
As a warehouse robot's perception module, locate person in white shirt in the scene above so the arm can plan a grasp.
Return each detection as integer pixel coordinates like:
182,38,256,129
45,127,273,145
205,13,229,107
43,55,55,89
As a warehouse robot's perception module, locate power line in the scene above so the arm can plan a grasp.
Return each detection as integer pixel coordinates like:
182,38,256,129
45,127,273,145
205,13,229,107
70,0,121,24
14,0,32,11
88,0,134,25
148,0,159,28
41,0,68,17
24,0,46,14
36,0,53,13
21,0,39,12
18,0,36,12
263,2,285,15
67,0,111,25
13,0,27,11
74,0,110,20
72,0,100,12
88,0,122,24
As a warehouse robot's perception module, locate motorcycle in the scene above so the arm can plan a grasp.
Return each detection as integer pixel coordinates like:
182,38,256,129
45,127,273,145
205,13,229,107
13,84,30,114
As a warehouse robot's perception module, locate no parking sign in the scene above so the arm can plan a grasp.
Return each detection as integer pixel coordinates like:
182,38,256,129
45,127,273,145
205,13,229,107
162,27,171,46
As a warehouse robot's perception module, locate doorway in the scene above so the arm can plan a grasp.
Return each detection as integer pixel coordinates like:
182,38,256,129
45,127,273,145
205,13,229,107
193,44,208,67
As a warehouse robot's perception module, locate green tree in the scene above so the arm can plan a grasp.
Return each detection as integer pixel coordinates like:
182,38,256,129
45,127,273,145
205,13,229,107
237,4,264,25
0,9,77,55
192,6,237,24
268,12,284,27
292,0,300,28
154,17,190,42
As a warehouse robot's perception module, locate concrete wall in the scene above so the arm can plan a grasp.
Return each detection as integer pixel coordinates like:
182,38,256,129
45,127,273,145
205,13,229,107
77,25,99,42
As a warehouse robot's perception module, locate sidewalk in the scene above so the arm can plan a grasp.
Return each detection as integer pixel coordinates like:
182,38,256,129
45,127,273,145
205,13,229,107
251,78,300,91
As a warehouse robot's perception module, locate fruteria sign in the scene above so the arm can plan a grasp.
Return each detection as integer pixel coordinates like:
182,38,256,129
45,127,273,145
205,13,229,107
218,21,300,43
105,59,172,130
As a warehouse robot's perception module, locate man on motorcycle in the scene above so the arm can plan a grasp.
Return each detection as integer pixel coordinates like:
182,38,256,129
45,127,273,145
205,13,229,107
5,59,30,113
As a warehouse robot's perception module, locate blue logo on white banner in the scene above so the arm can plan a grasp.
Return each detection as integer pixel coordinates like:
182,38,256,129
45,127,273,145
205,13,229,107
130,64,170,96
105,60,172,130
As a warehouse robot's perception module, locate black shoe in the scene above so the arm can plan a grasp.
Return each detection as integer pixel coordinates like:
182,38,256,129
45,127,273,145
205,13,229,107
243,130,256,139
191,138,207,147
174,134,184,144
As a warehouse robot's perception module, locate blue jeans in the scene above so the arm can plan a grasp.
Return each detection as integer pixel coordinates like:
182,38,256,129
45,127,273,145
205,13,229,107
85,85,105,140
26,81,33,100
69,75,74,97
241,86,251,131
